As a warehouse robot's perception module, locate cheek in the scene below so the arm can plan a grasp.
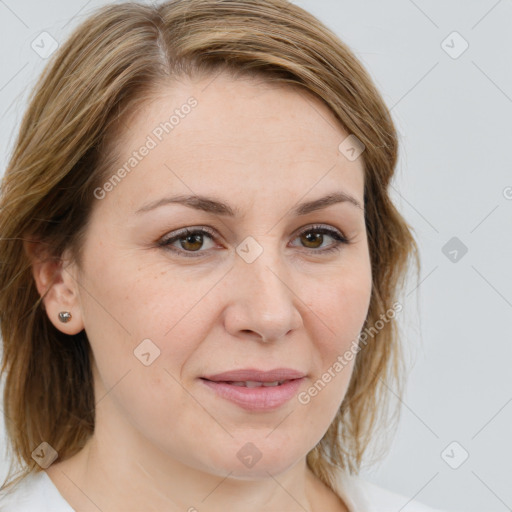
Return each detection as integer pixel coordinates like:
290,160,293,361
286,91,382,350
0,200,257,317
79,249,221,404
299,266,371,416
310,266,372,355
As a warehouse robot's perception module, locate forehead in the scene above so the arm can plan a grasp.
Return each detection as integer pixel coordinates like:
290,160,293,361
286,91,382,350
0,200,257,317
98,73,365,215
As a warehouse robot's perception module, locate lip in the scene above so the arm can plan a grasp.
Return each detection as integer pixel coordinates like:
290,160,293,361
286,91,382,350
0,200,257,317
202,368,306,382
200,368,306,412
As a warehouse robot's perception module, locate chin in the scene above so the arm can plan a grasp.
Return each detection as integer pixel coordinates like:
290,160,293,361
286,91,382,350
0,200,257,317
199,437,306,480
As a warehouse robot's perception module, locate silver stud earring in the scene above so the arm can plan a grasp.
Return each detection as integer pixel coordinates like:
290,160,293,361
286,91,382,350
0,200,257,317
58,311,72,323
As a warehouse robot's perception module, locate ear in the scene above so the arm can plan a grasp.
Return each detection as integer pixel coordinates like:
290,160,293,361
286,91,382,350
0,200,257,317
23,237,85,335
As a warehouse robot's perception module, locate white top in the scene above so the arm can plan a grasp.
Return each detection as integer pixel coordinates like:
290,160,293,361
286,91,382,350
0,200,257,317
0,468,450,511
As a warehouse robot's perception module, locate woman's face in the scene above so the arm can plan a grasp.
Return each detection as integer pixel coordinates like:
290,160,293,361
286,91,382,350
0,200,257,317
61,73,372,478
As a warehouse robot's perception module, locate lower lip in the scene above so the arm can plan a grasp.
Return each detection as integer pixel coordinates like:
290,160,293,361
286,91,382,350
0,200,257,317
200,378,304,411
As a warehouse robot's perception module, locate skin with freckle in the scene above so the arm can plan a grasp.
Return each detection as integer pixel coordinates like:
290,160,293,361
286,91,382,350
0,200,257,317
38,73,370,511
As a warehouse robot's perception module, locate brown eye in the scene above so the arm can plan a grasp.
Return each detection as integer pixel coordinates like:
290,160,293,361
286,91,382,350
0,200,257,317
291,225,349,254
159,227,217,258
159,224,350,259
300,231,324,249
178,233,204,252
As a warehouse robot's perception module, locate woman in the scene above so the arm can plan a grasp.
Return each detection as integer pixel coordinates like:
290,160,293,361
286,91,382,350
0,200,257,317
0,1,449,510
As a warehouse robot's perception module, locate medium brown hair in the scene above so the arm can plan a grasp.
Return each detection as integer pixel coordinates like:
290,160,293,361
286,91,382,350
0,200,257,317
0,0,420,495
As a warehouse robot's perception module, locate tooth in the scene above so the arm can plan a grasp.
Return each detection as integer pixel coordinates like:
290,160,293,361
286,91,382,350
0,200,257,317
227,380,285,387
244,381,263,388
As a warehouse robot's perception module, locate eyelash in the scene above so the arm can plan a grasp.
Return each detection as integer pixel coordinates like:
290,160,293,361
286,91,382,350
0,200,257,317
157,224,352,259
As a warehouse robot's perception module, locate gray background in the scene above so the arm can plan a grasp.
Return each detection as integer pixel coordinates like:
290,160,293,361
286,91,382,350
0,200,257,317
1,1,511,511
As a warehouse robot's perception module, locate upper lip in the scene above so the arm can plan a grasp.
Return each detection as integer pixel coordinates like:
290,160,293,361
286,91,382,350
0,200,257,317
201,368,306,382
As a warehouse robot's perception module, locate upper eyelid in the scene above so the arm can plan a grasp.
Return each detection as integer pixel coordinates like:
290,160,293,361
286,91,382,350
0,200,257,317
160,226,217,243
160,224,346,246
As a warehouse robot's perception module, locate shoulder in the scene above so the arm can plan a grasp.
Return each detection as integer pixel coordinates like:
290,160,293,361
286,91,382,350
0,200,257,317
0,470,74,512
334,471,451,512
358,478,449,511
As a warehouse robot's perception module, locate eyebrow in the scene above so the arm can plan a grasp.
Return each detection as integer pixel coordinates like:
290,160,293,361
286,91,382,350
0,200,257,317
135,191,364,216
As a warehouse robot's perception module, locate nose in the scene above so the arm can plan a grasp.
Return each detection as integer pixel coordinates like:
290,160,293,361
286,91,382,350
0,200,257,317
222,245,304,343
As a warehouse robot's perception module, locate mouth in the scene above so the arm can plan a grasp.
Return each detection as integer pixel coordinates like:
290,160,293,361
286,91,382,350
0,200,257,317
199,372,305,411
201,367,306,383
210,379,287,387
